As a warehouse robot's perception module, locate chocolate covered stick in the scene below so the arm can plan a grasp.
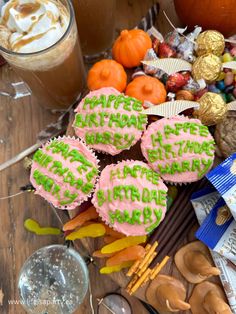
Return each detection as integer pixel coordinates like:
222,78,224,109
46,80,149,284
150,210,197,268
149,179,208,245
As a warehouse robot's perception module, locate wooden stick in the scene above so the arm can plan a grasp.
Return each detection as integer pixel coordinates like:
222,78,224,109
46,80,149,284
150,256,170,280
130,268,152,294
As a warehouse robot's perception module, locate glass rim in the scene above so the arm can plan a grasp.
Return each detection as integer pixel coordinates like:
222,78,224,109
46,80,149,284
0,0,74,57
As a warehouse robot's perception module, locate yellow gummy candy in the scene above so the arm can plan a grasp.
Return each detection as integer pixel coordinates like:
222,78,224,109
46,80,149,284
101,235,147,254
100,261,134,274
24,219,61,235
66,223,106,240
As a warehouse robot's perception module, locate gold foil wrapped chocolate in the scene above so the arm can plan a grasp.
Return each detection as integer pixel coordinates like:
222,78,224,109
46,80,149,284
193,92,227,125
192,54,221,82
196,30,225,56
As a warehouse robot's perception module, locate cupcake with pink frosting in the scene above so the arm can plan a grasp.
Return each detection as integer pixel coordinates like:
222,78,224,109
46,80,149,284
92,160,168,236
30,136,99,209
73,87,147,156
141,116,215,184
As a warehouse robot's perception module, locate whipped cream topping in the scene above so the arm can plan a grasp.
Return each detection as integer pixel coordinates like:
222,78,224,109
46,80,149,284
0,0,69,53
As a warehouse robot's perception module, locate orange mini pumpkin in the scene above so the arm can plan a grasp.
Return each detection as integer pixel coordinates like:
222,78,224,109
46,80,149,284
112,29,152,68
125,76,167,105
87,59,127,92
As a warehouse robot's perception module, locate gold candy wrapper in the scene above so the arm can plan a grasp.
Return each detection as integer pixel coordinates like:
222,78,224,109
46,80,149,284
196,30,225,56
192,54,222,82
193,92,227,126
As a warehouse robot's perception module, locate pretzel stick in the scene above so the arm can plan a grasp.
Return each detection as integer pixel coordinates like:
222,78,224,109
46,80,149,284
126,243,152,276
137,252,157,277
130,268,152,294
150,256,170,280
139,241,158,269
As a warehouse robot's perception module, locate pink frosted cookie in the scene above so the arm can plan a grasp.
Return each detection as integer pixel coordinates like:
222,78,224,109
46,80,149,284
92,160,168,236
30,136,99,209
73,87,147,156
141,116,215,184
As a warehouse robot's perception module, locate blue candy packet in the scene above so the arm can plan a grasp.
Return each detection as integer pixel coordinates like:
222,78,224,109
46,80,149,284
206,153,236,220
195,198,236,265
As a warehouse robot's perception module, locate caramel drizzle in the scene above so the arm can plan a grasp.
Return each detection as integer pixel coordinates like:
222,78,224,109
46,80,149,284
12,26,56,51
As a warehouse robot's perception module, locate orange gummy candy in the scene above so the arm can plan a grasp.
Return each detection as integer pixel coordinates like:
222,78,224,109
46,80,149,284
63,206,98,231
106,245,146,267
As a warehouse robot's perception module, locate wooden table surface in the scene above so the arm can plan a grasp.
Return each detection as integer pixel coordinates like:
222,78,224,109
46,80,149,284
0,1,180,313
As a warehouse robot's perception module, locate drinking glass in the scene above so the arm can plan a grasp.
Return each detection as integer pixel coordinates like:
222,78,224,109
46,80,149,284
72,0,116,61
0,0,86,110
18,245,89,314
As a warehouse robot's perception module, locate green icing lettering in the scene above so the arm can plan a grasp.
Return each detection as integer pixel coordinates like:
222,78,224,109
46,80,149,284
98,112,109,126
183,140,195,154
192,159,201,172
33,150,53,167
131,186,140,202
199,125,209,137
50,161,69,176
170,161,182,174
81,183,93,194
115,134,135,149
163,144,176,159
97,190,106,206
175,140,185,157
189,123,198,135
67,149,93,167
137,114,147,130
115,209,125,223
86,167,98,182
164,125,176,139
63,171,76,186
33,169,54,192
85,132,95,145
182,160,191,172
174,123,183,135
198,158,213,177
151,131,163,147
52,184,61,199
131,210,142,224
74,178,83,189
83,96,96,109
113,186,123,201
108,113,121,127
46,140,70,158
109,211,116,224
158,163,171,175
107,94,116,108
147,148,164,162
132,98,143,111
142,188,150,203
143,207,153,224
60,190,78,205
145,209,162,233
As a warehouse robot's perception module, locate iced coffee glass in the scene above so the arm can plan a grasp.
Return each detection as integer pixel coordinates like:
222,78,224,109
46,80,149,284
0,0,85,110
73,0,116,61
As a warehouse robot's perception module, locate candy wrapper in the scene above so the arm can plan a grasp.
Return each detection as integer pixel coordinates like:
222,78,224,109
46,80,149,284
207,153,236,220
195,198,235,265
191,187,236,313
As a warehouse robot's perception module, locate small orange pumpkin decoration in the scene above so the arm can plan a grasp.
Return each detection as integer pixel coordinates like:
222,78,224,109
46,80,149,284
125,76,167,105
112,29,152,68
87,59,127,92
174,0,236,37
